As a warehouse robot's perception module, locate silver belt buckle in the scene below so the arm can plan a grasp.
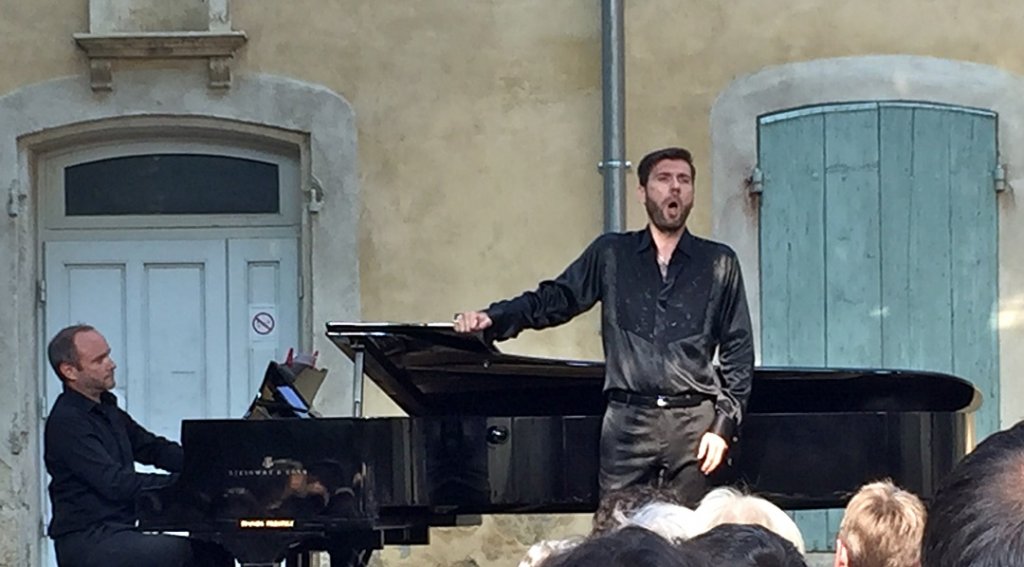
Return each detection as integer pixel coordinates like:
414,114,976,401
656,396,668,408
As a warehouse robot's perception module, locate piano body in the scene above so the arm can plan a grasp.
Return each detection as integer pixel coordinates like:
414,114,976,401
138,322,980,566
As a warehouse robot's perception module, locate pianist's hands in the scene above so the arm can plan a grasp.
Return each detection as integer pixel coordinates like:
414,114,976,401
697,431,728,475
453,311,492,333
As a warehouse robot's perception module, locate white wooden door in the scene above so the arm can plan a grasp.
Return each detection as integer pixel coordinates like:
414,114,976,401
41,237,298,566
43,240,230,437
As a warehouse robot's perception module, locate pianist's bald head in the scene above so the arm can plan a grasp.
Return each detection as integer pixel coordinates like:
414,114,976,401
921,421,1024,567
47,324,96,383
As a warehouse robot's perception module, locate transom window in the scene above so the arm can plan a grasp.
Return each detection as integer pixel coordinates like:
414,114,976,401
64,154,280,216
42,139,301,230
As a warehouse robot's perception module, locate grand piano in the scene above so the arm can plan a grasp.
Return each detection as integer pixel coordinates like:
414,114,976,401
138,322,980,566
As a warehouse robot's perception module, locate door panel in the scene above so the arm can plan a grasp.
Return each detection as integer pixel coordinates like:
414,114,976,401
758,102,998,551
759,112,826,365
142,262,227,435
57,264,130,401
824,108,883,367
227,238,300,417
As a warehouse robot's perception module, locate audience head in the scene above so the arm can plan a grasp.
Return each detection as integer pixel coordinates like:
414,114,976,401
542,526,711,567
594,484,684,535
518,537,583,567
690,523,807,567
921,421,1024,567
834,479,925,567
693,487,805,554
619,501,699,542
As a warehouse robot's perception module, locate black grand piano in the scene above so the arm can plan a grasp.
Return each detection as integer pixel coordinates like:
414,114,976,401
138,322,980,566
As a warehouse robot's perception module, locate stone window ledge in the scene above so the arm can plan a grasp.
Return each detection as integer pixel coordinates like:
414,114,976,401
73,31,247,91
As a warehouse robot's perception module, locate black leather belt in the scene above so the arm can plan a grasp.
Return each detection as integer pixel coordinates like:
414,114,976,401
606,389,711,409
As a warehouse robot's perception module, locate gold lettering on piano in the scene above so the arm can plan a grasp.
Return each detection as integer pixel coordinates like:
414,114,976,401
227,468,308,477
239,519,296,529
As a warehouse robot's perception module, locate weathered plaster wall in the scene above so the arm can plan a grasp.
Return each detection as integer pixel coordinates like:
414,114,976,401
0,0,83,93
235,0,609,371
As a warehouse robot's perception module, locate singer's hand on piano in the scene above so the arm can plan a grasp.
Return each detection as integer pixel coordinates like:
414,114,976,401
453,311,492,333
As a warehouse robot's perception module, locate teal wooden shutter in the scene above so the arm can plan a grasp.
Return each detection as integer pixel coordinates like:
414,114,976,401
758,102,998,552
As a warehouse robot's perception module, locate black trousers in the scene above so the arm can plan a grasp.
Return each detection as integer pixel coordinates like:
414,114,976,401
598,398,715,507
54,524,232,567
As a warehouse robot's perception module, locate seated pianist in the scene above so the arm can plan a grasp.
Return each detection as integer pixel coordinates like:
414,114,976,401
43,325,232,567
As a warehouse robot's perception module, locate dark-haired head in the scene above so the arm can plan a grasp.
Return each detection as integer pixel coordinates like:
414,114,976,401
921,421,1024,567
637,147,696,188
544,527,711,567
689,523,806,567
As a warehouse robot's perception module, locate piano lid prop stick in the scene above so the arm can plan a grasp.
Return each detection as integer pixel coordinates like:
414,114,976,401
352,344,365,417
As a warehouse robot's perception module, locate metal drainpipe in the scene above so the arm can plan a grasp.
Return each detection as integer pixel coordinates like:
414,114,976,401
599,0,629,233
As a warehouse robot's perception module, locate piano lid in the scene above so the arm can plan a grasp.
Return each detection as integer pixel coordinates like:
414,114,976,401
325,322,982,418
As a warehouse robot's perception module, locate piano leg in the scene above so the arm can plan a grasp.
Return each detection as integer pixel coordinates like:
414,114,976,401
284,550,314,567
325,548,373,567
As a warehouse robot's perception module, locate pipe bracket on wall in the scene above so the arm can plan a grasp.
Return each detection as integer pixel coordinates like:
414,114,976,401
597,160,633,172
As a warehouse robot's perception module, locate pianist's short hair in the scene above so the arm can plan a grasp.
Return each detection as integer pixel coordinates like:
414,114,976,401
47,324,96,383
921,421,1024,567
693,487,805,554
689,523,807,567
837,480,925,567
637,147,697,187
543,526,711,567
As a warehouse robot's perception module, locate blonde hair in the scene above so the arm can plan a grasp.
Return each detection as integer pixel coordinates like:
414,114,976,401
838,480,925,567
693,487,805,554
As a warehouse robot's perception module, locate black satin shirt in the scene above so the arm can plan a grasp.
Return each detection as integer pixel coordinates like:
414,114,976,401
44,388,183,538
484,228,754,439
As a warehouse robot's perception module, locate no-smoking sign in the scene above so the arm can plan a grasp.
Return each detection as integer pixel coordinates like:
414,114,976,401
252,312,275,335
249,305,278,341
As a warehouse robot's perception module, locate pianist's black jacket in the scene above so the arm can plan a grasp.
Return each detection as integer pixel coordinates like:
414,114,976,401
44,388,182,538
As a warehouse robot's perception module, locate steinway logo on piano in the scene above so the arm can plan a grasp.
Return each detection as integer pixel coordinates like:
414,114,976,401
226,456,308,478
239,519,296,529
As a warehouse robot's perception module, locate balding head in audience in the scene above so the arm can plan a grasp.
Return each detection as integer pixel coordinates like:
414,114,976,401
619,501,699,542
922,421,1024,567
693,487,805,554
593,484,684,535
